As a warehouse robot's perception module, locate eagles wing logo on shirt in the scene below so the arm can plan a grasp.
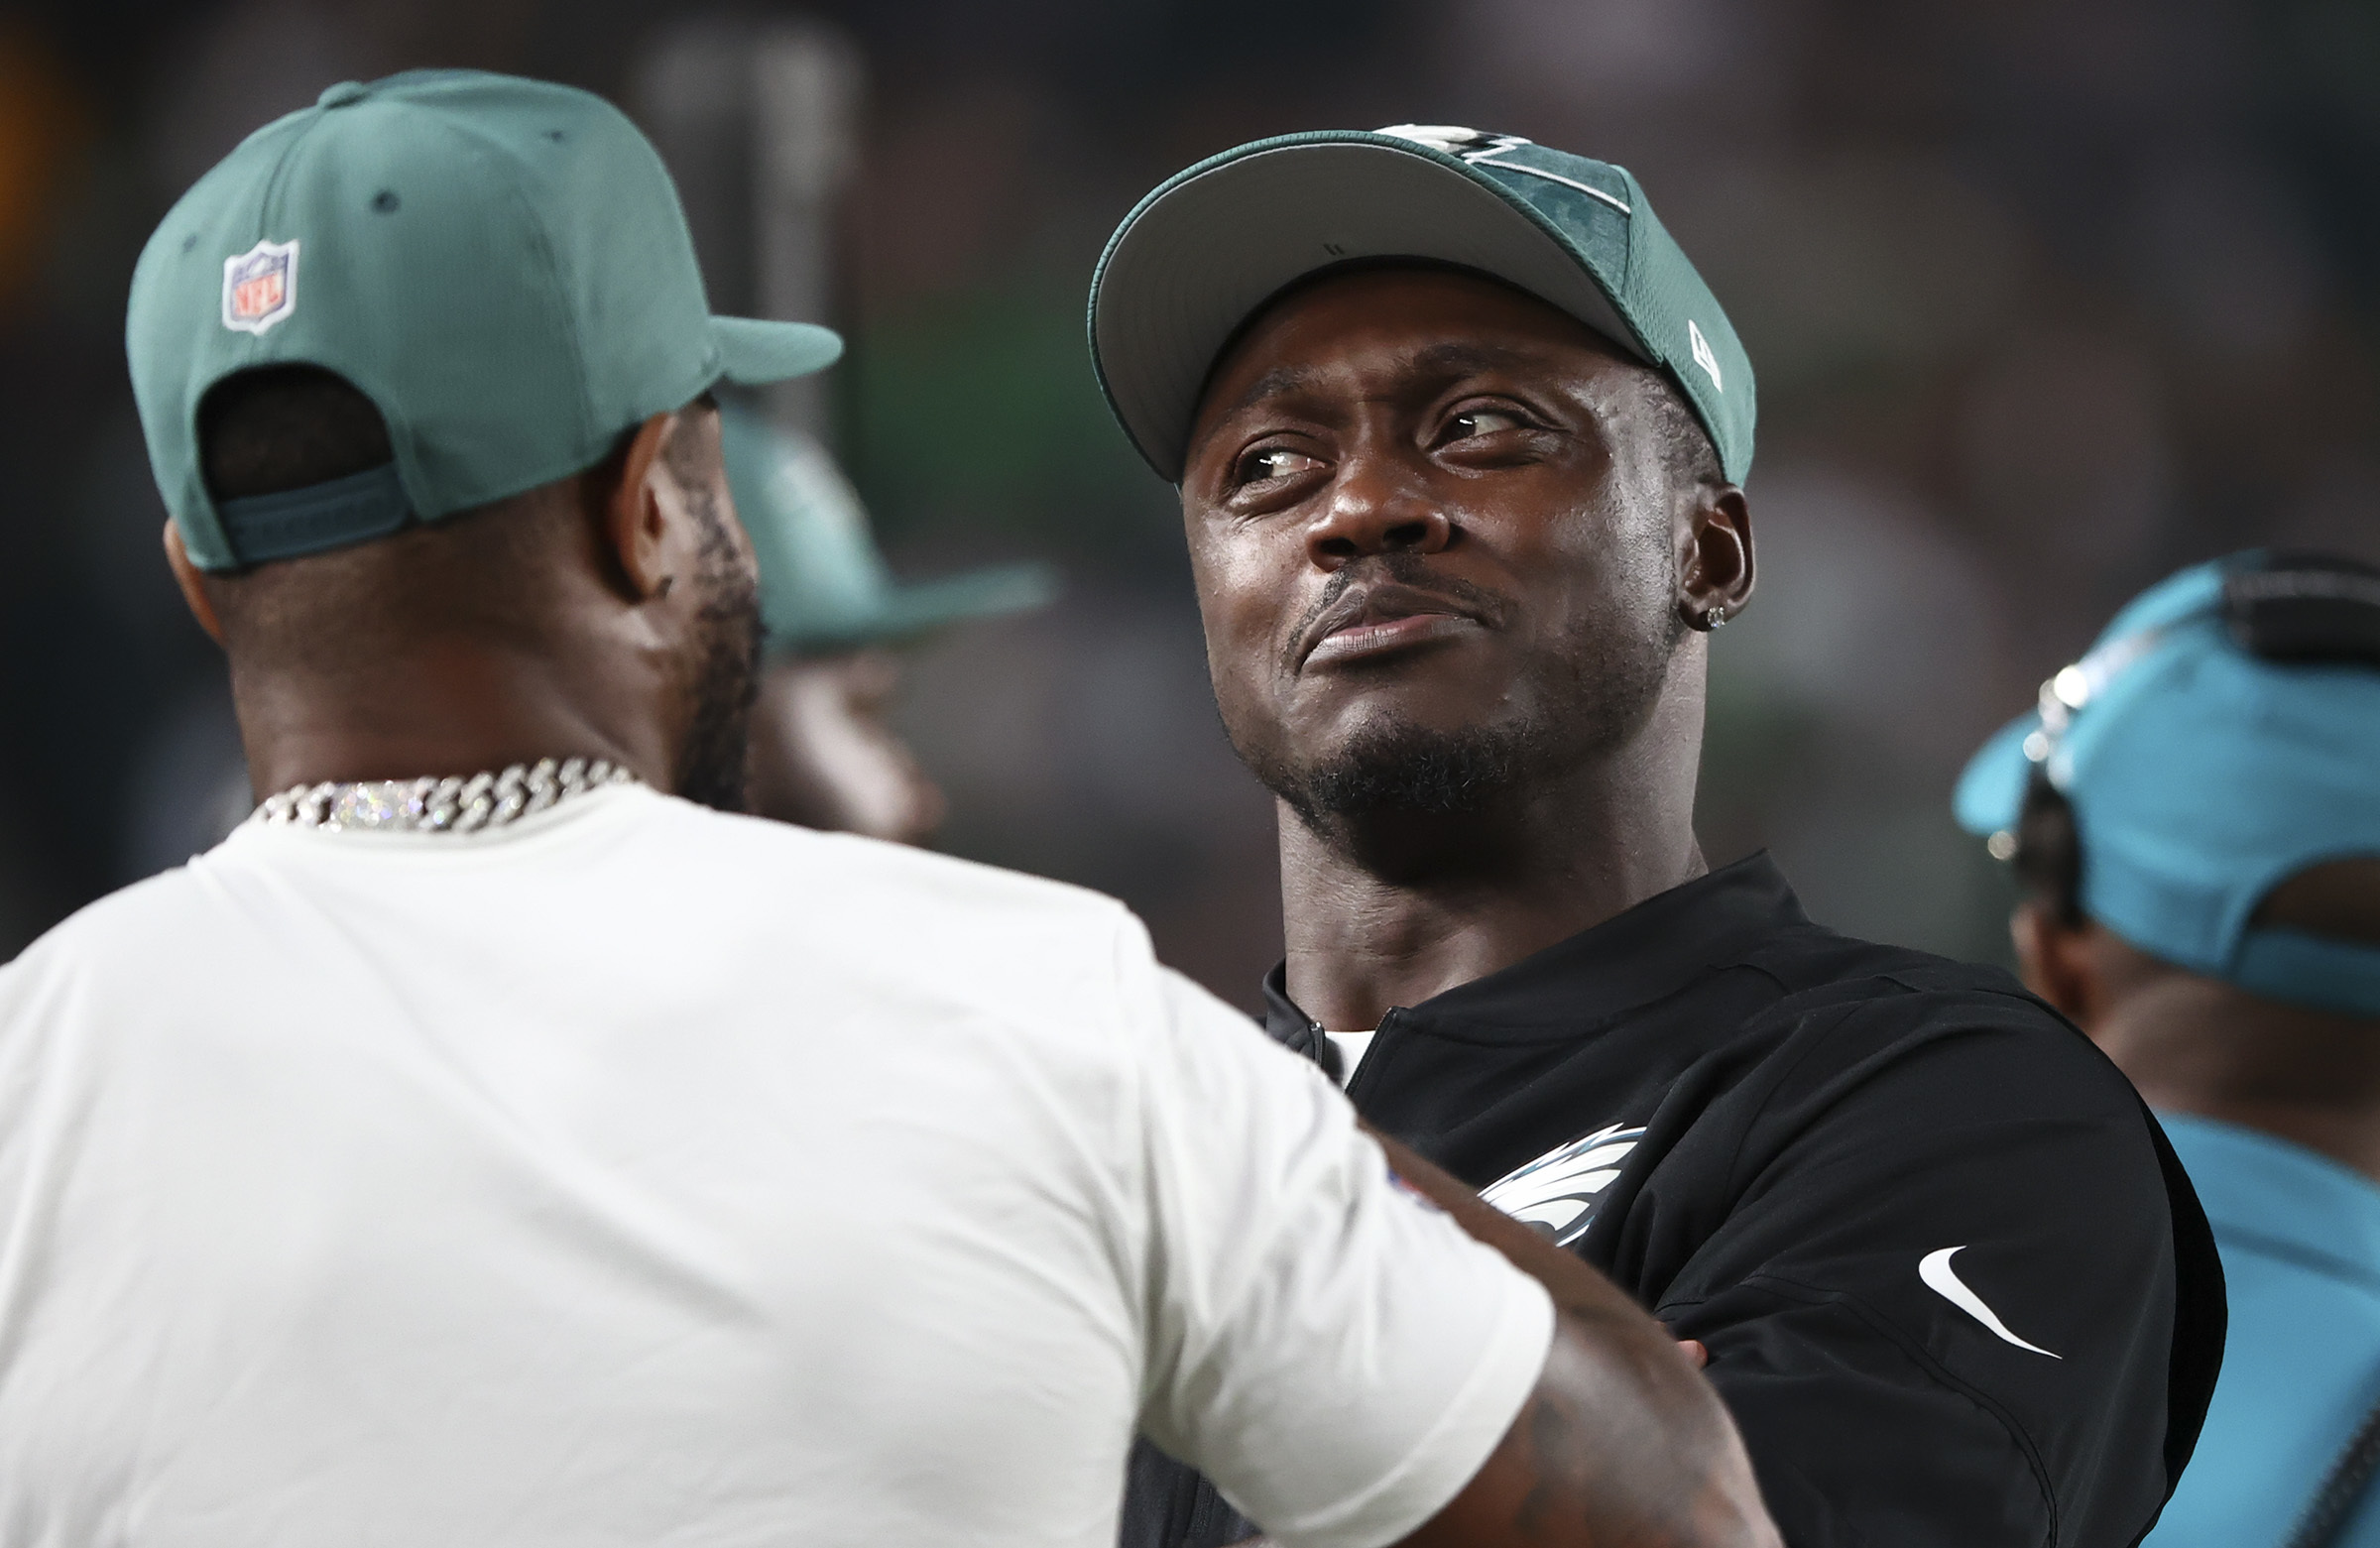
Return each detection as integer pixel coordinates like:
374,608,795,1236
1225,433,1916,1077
1481,1124,1645,1248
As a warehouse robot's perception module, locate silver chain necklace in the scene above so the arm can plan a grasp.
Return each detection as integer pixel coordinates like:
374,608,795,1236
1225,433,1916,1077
248,757,640,835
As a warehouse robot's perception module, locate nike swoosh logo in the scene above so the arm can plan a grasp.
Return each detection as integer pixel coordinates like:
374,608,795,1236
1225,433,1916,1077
1919,1246,2061,1360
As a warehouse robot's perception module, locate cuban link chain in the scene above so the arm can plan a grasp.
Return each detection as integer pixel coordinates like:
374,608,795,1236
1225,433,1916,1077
247,757,640,835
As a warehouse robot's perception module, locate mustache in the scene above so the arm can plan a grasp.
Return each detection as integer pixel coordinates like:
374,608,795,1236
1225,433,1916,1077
1279,551,1516,675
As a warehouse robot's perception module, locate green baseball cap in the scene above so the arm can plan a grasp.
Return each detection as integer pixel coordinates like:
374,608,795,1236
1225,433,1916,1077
127,68,844,571
1088,125,1753,485
722,407,1057,657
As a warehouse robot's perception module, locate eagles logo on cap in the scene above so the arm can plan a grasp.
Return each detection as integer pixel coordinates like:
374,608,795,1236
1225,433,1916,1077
1373,124,1531,160
221,239,299,335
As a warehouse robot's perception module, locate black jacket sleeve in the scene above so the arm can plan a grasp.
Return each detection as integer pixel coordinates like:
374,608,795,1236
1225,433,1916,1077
1621,983,2220,1548
1120,1437,1258,1548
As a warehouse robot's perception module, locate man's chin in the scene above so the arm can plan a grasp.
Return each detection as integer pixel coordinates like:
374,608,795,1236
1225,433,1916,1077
1254,715,1543,827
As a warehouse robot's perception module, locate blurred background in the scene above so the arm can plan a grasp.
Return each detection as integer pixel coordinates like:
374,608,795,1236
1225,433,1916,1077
0,0,2374,1008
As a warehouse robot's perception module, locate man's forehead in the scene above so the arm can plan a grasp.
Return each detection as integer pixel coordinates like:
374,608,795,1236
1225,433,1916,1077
1213,341,1564,417
1196,277,1634,436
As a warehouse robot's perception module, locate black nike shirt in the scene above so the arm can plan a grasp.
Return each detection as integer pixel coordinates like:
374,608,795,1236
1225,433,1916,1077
1121,853,2224,1548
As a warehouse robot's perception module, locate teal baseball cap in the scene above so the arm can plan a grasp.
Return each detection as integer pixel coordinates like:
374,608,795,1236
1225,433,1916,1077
1087,125,1753,485
722,407,1056,657
127,68,844,571
1955,551,2380,1017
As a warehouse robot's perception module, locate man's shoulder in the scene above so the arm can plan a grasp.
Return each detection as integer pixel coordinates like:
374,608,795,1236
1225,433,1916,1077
654,798,1134,936
632,799,1157,1020
1733,923,2131,1110
2,863,218,992
1748,923,2070,1037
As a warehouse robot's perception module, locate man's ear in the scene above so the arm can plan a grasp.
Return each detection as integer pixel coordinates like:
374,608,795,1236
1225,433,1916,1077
2012,899,2101,1027
163,520,225,646
599,411,682,603
1678,486,1754,625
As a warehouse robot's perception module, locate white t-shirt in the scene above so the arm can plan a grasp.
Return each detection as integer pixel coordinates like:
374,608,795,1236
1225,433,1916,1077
1326,1029,1377,1086
0,784,1550,1548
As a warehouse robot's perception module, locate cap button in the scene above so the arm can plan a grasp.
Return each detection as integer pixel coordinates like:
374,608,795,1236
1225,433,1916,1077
317,81,370,109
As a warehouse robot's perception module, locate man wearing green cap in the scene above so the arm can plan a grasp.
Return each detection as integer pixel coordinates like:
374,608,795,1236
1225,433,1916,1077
724,406,1054,842
1093,125,2223,1548
1955,551,2380,1548
0,74,1790,1548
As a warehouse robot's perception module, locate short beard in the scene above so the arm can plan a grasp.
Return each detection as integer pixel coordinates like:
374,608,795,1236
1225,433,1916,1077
1236,561,1685,840
1263,715,1549,834
672,485,763,813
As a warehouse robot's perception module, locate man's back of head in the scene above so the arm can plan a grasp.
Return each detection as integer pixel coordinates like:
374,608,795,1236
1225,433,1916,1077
123,70,846,813
1959,550,2380,1548
1957,549,2380,1154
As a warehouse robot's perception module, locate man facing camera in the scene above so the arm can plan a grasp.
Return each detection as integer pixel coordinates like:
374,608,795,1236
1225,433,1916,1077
1958,551,2380,1548
1092,125,2224,1548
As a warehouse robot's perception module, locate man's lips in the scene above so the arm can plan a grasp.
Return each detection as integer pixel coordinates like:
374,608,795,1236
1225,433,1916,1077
1297,585,1488,670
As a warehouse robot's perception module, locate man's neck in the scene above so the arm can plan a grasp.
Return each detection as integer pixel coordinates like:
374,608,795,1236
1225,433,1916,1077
2092,974,2380,1185
1277,753,1707,1033
230,638,675,797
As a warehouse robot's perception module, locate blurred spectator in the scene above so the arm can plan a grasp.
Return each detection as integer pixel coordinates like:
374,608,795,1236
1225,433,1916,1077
1957,551,2380,1548
723,405,1054,841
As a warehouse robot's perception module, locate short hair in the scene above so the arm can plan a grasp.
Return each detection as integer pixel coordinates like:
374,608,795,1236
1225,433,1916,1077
199,365,394,503
1640,369,1724,494
2010,778,2086,927
198,365,716,514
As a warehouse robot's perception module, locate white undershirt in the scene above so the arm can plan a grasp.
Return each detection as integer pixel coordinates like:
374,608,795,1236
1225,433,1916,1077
0,785,1551,1548
1326,1029,1378,1086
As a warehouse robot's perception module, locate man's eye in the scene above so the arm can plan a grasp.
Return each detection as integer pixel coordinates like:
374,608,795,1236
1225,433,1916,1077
1238,447,1322,485
1448,408,1525,439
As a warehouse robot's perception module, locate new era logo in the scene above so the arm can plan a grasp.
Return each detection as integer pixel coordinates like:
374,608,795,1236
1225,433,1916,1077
222,239,299,335
1688,319,1723,392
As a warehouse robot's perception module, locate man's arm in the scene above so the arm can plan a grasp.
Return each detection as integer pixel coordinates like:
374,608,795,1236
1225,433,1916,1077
1130,959,1780,1548
1632,994,2214,1548
1372,1134,1779,1548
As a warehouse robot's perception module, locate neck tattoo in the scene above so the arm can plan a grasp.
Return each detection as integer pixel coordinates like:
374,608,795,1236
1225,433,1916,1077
247,757,640,835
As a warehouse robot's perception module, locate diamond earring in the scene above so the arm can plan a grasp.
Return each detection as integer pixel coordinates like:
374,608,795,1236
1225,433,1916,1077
1704,605,1728,630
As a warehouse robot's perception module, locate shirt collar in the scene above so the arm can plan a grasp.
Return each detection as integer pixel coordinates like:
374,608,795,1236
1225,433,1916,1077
1262,851,1807,1044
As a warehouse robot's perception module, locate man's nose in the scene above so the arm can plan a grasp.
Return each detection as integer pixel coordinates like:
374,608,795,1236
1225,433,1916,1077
1302,453,1452,568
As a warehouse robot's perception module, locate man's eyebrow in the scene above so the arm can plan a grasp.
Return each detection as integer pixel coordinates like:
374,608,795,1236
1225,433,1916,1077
1207,342,1542,423
1406,340,1544,379
1190,340,1560,460
1186,364,1322,463
1212,364,1321,422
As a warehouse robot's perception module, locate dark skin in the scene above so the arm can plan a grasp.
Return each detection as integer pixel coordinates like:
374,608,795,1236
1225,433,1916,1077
1183,265,1753,1036
1183,266,1771,1547
2015,857,2380,1181
165,405,742,796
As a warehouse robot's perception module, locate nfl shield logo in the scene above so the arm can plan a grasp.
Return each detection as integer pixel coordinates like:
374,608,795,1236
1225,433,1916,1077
221,238,299,334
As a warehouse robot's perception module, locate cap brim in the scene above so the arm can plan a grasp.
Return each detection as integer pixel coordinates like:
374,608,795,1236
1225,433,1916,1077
1953,712,2045,836
713,316,845,385
1090,135,1644,483
769,561,1060,655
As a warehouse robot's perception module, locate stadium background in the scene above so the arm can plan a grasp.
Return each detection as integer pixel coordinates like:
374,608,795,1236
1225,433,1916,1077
0,0,2372,1009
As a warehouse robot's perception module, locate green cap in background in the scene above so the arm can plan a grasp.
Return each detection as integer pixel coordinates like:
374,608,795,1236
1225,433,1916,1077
127,68,844,571
721,406,1057,657
1088,125,1753,485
